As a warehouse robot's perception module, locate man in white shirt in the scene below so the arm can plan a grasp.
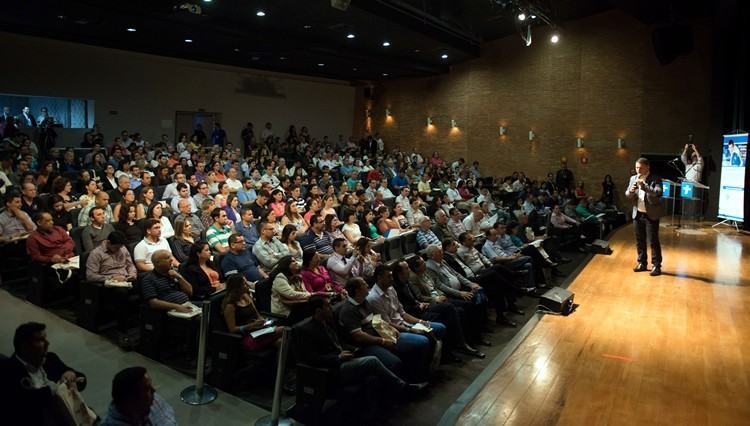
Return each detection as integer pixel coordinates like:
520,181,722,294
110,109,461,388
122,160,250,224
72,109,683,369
225,167,243,192
326,238,356,287
161,173,186,200
395,187,411,213
133,219,176,272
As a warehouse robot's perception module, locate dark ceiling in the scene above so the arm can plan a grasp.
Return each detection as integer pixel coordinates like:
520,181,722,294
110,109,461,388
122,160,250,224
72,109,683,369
0,0,712,82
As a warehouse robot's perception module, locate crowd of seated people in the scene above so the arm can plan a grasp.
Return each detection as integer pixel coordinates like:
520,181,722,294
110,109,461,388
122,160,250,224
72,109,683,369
0,121,621,421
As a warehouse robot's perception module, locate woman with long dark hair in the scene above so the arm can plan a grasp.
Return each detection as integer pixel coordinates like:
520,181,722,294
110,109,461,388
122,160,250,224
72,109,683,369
114,204,143,244
113,188,137,222
222,273,282,351
300,249,343,295
279,224,303,263
270,255,310,319
47,194,73,231
183,241,225,298
172,217,195,263
146,201,174,238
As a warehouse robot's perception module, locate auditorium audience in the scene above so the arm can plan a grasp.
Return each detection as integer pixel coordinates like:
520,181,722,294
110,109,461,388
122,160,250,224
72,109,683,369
0,117,626,424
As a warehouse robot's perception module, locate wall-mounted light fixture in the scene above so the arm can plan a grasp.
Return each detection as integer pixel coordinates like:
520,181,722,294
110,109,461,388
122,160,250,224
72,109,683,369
385,108,391,117
426,117,433,126
576,137,584,148
499,126,507,136
451,119,458,128
528,130,535,141
617,138,625,149
365,109,372,119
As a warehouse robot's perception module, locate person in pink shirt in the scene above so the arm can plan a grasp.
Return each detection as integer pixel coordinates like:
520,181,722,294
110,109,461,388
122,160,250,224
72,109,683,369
300,250,346,296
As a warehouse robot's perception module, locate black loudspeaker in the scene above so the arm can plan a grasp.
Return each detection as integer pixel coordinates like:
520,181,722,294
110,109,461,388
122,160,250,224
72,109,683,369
652,24,693,65
588,239,613,255
539,287,575,315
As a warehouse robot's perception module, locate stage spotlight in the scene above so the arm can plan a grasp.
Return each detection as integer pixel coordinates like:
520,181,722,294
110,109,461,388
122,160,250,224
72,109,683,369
551,34,560,44
518,12,527,21
256,10,266,17
441,53,449,59
346,33,355,39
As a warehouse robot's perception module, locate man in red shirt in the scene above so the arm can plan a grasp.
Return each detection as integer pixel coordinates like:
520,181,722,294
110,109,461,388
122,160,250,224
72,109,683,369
26,211,74,264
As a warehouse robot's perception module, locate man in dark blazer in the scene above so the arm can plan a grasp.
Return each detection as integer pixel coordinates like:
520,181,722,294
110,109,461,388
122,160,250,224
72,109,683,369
0,322,88,426
625,157,665,276
16,106,37,128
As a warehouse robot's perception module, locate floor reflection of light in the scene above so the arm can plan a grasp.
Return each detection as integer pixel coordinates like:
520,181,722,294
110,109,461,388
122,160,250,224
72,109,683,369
715,234,742,285
534,356,549,382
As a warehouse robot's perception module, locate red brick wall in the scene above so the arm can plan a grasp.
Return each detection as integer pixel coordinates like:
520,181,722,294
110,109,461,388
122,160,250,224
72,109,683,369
353,10,712,207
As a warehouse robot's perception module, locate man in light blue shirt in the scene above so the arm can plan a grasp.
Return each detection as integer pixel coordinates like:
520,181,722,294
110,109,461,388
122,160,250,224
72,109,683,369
236,177,257,205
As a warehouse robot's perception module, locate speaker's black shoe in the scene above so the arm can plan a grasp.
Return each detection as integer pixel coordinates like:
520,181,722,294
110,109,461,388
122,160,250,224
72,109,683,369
650,266,662,276
633,263,648,272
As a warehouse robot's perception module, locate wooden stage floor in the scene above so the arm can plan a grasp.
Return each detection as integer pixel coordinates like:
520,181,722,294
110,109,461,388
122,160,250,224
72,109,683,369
458,224,750,426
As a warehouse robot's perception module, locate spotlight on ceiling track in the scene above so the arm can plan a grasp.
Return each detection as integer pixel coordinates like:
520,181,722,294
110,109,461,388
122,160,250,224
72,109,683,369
517,12,527,21
550,33,560,44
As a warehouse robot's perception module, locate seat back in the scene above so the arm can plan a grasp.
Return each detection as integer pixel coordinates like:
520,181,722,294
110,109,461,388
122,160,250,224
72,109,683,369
384,235,403,262
401,232,417,255
69,226,86,255
70,207,82,228
254,278,273,313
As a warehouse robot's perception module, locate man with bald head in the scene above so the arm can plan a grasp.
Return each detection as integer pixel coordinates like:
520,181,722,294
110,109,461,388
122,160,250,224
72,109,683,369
140,249,193,312
78,190,113,227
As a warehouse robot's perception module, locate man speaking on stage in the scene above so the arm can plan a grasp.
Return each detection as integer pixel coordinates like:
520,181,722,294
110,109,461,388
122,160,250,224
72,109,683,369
625,157,665,276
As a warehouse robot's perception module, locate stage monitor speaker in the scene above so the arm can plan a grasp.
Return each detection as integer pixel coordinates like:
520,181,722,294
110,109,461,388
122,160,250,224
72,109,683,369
589,239,613,255
539,286,575,315
652,24,693,65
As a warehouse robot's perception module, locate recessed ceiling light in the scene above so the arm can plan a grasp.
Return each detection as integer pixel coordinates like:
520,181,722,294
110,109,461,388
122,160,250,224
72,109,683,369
346,33,355,39
279,56,287,60
256,10,266,17
126,28,136,32
317,63,325,67
517,13,527,21
441,53,448,59
234,48,240,52
352,67,358,71
303,24,312,29
414,49,421,53
184,39,193,43
382,41,391,47
382,73,389,77
550,34,560,44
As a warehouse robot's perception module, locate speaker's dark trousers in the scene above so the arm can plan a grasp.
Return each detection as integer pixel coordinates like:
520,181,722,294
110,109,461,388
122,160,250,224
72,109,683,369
634,212,662,267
